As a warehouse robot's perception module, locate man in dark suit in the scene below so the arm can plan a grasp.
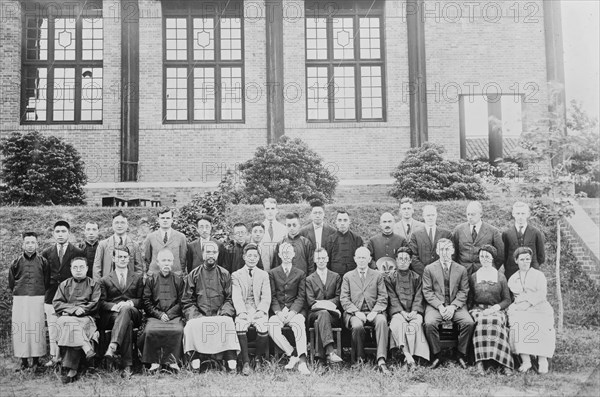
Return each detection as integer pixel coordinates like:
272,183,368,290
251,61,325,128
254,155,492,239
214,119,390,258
452,201,504,275
367,212,406,266
79,221,99,278
340,247,390,373
327,210,364,276
502,201,545,280
99,245,144,378
42,220,84,366
409,205,452,275
268,242,310,375
306,248,343,363
186,215,227,273
422,239,475,369
299,200,336,250
271,213,314,275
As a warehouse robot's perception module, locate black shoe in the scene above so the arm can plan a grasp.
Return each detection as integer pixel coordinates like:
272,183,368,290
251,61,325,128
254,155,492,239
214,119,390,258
429,358,442,369
61,374,78,384
458,357,468,370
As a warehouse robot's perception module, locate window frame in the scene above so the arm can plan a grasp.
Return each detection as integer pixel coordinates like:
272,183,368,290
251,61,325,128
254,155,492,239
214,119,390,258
162,0,245,124
20,7,103,125
304,0,387,123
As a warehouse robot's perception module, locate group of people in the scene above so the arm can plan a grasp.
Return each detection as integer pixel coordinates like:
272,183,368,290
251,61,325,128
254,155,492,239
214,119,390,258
8,198,556,383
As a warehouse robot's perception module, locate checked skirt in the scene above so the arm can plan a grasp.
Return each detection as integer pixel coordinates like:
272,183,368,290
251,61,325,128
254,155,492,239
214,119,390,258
470,309,514,369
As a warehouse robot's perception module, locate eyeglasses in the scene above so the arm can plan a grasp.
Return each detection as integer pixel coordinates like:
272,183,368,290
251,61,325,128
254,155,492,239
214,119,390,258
116,255,129,260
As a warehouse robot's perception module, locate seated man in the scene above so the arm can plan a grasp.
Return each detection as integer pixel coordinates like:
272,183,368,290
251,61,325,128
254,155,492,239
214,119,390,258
231,243,271,375
181,241,240,373
99,245,144,378
268,242,310,375
53,257,101,383
422,238,475,369
140,248,185,372
306,248,343,364
340,247,390,373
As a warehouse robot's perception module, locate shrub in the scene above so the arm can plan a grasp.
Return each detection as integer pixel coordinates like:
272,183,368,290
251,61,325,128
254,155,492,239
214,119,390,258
0,131,87,205
389,142,487,201
238,136,338,204
176,190,232,243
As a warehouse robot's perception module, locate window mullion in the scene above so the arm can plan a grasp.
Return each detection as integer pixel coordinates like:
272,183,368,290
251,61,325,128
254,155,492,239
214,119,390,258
47,17,55,121
215,16,221,122
74,17,83,123
326,16,334,122
354,14,361,122
187,15,194,122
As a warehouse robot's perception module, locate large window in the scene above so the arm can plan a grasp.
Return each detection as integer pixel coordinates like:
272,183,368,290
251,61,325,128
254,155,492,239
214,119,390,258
305,0,385,122
163,0,244,123
21,4,103,124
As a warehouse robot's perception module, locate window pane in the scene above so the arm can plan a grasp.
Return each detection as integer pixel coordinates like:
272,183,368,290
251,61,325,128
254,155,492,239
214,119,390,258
306,18,327,60
81,68,103,121
361,66,382,119
332,18,354,60
194,67,215,120
23,67,47,121
221,67,243,120
359,17,380,60
166,67,188,120
333,66,355,120
26,17,48,61
463,95,489,138
54,18,76,61
53,68,76,121
165,18,187,60
501,95,523,137
193,18,215,61
306,67,329,120
82,18,103,60
220,18,242,61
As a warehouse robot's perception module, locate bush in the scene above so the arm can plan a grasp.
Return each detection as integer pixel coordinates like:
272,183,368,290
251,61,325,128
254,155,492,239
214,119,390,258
176,190,232,243
0,131,87,205
389,142,487,201
238,136,338,204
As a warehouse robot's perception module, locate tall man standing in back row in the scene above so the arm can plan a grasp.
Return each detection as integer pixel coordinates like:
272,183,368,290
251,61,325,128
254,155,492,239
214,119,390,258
300,200,336,250
409,205,452,276
327,210,364,277
260,198,287,269
144,207,188,276
394,197,424,242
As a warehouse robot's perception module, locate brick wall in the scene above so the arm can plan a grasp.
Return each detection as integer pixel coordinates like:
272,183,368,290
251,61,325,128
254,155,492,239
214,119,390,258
562,222,600,284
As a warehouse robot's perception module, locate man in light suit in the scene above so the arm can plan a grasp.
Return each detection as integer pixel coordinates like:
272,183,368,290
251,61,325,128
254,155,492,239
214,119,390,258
299,200,336,250
409,205,452,275
93,210,144,281
186,215,227,273
306,248,343,363
393,197,425,242
340,247,390,373
260,198,287,269
422,239,474,370
144,207,188,276
99,245,144,378
268,242,310,375
502,201,545,281
232,243,271,375
42,220,84,366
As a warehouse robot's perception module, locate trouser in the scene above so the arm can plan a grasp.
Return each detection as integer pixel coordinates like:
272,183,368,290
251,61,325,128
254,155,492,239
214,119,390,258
44,304,59,358
62,347,83,370
345,312,389,362
424,305,475,356
101,306,142,366
268,313,307,357
236,314,269,363
308,310,340,358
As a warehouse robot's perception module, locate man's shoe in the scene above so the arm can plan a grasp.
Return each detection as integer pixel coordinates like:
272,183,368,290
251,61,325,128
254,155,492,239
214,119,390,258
242,362,252,376
121,366,133,379
500,366,513,376
378,362,391,375
518,362,532,373
297,362,310,375
406,361,416,372
44,358,59,368
475,361,485,375
327,352,343,364
61,374,77,384
458,357,468,370
284,355,299,370
85,349,96,361
191,359,201,370
148,363,160,373
168,363,180,373
428,358,442,369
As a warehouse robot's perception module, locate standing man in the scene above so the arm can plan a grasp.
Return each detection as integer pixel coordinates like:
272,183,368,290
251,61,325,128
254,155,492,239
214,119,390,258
502,201,545,280
367,212,406,264
422,239,474,370
144,207,188,276
226,223,251,273
306,248,343,363
42,220,84,367
409,205,452,275
181,241,240,373
93,211,143,281
79,222,99,278
340,247,390,373
186,215,227,273
231,243,271,375
393,197,425,242
300,200,336,250
249,222,271,271
260,198,287,268
326,210,364,277
452,201,504,275
271,213,314,275
100,245,144,378
268,243,311,375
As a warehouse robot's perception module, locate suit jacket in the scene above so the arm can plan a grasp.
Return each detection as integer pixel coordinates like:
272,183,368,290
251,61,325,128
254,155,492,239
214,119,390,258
144,229,188,275
408,226,452,275
340,268,388,318
271,234,315,275
99,270,144,311
186,238,227,273
260,219,287,268
306,269,341,310
422,260,469,309
300,223,336,250
231,266,271,315
269,266,306,316
42,242,85,304
452,222,504,271
92,235,144,281
502,224,545,280
393,219,425,242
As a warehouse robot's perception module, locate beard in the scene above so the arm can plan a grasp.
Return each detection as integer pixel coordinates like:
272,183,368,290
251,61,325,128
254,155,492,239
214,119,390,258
205,259,217,269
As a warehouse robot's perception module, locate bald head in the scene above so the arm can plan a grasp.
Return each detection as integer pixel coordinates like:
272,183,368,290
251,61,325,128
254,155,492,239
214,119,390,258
354,247,371,271
380,212,395,235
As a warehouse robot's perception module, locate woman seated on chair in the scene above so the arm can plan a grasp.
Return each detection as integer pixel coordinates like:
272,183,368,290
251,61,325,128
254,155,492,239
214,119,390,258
507,247,556,374
468,245,513,375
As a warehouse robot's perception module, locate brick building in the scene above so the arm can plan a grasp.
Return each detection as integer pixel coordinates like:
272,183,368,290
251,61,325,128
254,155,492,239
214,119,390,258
0,0,566,205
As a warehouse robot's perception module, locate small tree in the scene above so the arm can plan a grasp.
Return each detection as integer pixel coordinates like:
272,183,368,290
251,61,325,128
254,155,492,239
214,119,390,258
0,131,87,205
389,142,487,201
177,190,232,242
239,136,338,204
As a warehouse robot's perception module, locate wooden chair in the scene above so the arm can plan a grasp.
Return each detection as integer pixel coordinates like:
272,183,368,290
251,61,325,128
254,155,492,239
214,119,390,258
308,327,342,363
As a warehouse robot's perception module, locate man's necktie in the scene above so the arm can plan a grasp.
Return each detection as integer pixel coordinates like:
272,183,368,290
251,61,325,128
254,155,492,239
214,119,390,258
471,225,477,242
443,264,449,277
360,271,366,283
248,268,253,278
284,267,290,277
119,236,124,246
518,226,524,243
429,228,434,244
119,273,125,288
406,224,411,237
268,221,274,241
163,232,168,244
58,244,65,263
